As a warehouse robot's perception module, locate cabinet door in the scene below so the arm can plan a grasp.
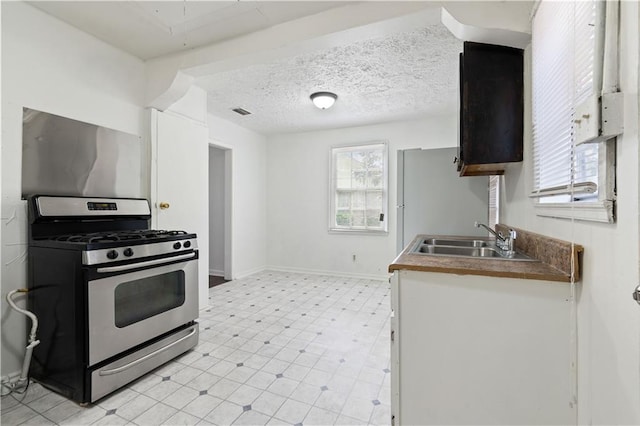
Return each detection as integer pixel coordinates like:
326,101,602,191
396,270,574,424
389,272,400,426
459,42,523,175
457,52,464,172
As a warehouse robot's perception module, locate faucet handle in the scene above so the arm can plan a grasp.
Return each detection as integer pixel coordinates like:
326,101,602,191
505,229,517,253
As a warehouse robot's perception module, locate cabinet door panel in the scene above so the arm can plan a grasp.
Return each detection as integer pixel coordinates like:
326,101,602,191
394,270,574,424
459,42,523,176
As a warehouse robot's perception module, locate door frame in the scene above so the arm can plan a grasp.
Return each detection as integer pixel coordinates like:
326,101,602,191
209,140,233,281
396,149,407,254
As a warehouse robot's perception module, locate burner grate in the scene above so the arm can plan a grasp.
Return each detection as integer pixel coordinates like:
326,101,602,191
50,230,188,244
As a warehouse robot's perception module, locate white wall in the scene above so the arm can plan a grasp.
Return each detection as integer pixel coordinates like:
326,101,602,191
500,2,640,423
209,147,226,275
266,115,456,278
207,115,268,278
1,2,146,378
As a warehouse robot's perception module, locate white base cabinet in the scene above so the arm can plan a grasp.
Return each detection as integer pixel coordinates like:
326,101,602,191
390,270,575,425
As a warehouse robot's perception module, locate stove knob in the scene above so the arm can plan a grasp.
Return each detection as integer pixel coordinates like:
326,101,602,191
123,248,134,257
107,250,119,260
173,242,182,250
184,241,191,248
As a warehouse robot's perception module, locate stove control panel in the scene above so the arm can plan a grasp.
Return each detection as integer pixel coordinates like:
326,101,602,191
34,196,150,217
82,238,198,266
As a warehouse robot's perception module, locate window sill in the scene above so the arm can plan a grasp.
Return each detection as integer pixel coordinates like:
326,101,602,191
534,200,614,223
329,228,388,236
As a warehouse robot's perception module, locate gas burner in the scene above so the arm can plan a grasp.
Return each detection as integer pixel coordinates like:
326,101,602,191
165,230,188,236
85,234,124,243
53,233,121,243
138,230,188,238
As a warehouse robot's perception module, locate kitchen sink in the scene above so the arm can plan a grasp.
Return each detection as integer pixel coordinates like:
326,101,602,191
411,237,536,261
416,245,501,257
422,238,488,248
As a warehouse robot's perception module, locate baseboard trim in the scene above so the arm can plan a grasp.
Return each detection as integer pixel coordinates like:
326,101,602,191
233,265,268,280
209,269,224,276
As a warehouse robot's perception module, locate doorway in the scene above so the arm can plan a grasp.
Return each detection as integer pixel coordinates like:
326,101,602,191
208,144,232,284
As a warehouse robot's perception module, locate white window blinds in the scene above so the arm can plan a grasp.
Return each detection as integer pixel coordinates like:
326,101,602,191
531,0,601,202
488,175,500,230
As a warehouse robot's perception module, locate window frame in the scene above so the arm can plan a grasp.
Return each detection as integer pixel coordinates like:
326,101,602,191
328,141,389,235
533,141,615,222
530,0,616,223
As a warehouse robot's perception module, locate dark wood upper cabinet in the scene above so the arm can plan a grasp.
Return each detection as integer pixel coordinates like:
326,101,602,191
457,42,524,176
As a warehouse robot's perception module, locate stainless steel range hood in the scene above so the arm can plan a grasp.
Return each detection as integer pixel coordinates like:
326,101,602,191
21,108,144,199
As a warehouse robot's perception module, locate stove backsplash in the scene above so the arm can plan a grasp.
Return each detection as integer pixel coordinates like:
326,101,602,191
21,108,144,199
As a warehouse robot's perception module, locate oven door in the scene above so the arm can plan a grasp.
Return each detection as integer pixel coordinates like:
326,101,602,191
87,253,198,366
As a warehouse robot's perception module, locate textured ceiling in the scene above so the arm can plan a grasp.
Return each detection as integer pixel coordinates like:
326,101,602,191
26,1,518,135
201,22,462,135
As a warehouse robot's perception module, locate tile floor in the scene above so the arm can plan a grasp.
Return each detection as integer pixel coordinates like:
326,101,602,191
1,271,391,425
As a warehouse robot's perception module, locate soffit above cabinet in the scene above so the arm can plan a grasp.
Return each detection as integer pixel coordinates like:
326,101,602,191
27,1,350,60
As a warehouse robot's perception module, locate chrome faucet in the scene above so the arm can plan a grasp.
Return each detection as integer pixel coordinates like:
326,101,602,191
474,221,517,256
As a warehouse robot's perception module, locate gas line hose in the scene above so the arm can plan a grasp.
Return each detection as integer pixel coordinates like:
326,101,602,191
4,289,40,393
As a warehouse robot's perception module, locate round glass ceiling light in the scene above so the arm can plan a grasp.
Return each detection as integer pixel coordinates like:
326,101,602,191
310,92,338,109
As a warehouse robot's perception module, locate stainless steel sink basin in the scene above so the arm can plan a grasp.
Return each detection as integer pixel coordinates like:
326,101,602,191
411,237,536,261
416,245,501,257
422,238,488,248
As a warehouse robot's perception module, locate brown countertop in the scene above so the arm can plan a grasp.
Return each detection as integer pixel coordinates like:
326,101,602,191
389,227,583,283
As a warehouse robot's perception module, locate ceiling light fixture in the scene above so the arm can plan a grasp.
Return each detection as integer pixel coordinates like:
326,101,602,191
310,92,338,109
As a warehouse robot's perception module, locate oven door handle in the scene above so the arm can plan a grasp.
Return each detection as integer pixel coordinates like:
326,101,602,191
96,252,196,274
98,327,197,376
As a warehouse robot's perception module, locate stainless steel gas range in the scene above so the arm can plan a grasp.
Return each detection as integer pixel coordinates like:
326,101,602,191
27,195,199,403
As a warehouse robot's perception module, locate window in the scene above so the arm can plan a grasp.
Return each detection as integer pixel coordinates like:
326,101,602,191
329,142,388,233
488,175,500,230
531,0,616,222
